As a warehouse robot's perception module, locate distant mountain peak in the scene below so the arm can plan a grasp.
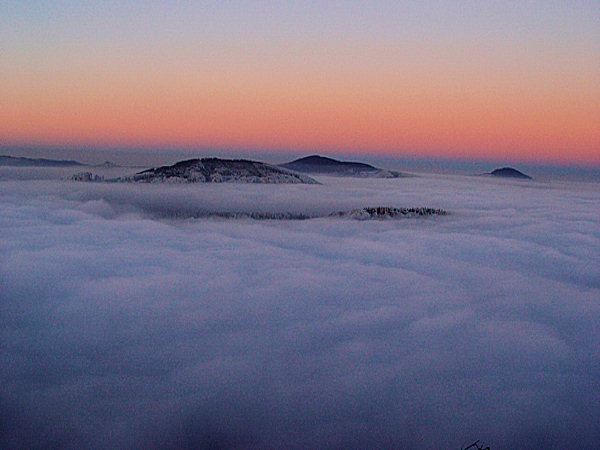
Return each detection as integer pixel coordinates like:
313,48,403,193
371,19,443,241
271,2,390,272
280,155,403,178
488,167,532,179
290,155,367,165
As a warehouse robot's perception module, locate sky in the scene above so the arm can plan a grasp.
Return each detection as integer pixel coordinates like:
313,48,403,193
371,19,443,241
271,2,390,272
1,1,599,163
1,169,599,448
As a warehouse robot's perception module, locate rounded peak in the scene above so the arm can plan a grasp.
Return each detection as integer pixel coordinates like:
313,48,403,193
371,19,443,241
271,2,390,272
489,167,531,179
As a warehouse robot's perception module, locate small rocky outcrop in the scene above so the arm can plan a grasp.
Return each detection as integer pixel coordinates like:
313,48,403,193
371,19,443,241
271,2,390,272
70,172,104,182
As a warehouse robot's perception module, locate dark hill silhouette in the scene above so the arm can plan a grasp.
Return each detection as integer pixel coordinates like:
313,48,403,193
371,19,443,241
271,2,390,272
280,155,402,178
488,167,532,179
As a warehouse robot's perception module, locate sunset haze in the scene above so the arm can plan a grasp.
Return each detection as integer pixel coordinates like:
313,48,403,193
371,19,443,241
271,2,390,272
1,1,598,163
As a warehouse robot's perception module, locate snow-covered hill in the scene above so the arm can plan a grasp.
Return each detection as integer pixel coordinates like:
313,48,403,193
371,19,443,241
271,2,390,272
72,158,319,184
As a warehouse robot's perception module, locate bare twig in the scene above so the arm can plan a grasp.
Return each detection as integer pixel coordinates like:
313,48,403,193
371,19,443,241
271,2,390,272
462,440,490,450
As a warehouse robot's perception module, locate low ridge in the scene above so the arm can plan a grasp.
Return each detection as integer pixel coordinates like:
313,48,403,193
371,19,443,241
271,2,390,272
1,155,84,167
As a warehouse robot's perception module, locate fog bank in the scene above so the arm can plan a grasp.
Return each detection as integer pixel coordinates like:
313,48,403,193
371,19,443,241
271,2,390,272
1,172,599,448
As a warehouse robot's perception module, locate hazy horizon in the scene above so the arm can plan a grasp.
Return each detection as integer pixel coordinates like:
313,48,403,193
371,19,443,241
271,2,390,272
2,144,599,183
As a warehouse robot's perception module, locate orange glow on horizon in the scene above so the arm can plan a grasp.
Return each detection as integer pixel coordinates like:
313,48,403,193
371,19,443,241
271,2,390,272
1,46,598,164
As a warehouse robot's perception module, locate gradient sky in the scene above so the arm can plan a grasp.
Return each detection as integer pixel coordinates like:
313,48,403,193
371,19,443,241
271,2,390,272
1,1,599,163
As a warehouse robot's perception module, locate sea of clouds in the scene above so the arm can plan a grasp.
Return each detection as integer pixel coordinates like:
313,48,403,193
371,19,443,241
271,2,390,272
1,168,599,449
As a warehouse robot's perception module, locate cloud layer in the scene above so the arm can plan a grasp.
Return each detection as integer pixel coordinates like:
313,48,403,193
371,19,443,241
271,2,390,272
1,171,599,448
